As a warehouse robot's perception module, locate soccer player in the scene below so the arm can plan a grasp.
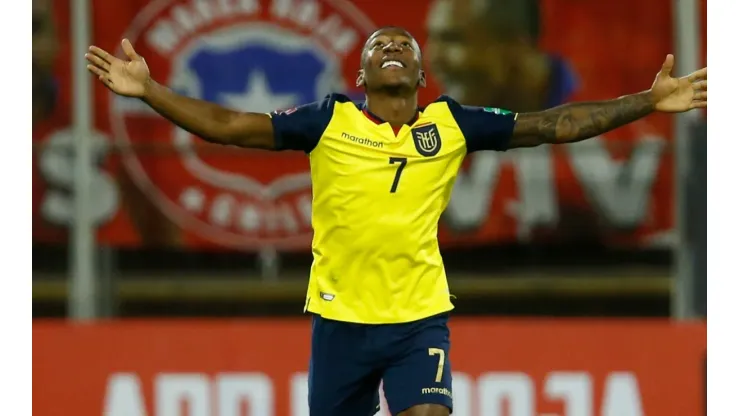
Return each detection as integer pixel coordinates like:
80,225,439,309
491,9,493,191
85,27,707,416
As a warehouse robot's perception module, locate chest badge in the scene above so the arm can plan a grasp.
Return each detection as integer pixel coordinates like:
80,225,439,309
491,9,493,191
412,124,442,157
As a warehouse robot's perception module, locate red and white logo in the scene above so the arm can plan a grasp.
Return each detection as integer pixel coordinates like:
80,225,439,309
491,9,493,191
110,0,374,248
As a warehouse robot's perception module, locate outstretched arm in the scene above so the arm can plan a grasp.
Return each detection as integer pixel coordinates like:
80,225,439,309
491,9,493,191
508,55,707,149
140,80,275,149
509,91,655,148
86,39,275,149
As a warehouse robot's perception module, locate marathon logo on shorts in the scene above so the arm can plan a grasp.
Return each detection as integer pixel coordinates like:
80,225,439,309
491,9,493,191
110,0,375,249
421,387,452,398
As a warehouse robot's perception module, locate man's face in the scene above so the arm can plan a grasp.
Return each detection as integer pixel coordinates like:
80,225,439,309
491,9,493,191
425,0,515,105
358,28,424,91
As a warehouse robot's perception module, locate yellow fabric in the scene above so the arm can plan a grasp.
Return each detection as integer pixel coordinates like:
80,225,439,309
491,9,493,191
305,100,469,324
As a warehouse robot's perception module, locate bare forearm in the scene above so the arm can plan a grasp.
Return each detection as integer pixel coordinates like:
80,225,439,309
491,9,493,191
141,80,273,148
512,91,656,146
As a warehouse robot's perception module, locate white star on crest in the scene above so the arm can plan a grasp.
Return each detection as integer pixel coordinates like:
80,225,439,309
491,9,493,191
220,71,299,113
180,187,205,213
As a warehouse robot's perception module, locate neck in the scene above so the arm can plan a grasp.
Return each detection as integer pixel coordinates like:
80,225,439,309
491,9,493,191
364,91,419,127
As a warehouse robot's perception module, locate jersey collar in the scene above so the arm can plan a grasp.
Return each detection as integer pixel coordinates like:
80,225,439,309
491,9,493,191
359,102,420,134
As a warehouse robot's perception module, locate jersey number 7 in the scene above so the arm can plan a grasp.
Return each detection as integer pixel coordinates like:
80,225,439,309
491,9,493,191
389,157,407,193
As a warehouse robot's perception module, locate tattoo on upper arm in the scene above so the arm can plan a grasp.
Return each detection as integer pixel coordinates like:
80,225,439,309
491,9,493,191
511,92,655,147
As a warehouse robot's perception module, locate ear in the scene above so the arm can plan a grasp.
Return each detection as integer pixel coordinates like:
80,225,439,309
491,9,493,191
356,69,365,87
418,69,427,88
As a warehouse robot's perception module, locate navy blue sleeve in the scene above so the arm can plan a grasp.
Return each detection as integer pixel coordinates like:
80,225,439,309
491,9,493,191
441,96,517,152
269,94,337,153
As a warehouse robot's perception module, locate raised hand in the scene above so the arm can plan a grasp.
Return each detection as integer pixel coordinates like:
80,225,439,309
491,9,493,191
650,54,708,113
85,39,150,98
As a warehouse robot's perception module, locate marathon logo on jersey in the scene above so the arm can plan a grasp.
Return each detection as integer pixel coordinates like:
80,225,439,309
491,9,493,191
412,124,442,157
109,0,375,249
341,132,383,149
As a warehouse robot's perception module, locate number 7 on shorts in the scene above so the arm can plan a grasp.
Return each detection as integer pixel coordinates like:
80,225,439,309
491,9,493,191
428,348,445,382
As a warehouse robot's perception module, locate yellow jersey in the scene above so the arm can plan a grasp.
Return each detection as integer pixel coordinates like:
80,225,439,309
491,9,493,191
269,94,516,324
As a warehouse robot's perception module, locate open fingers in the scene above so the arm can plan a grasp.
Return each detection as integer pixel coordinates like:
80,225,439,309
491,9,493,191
690,100,708,109
88,46,114,64
121,39,141,61
100,77,114,88
87,64,109,80
688,67,707,82
693,80,707,91
85,52,110,72
693,90,707,101
660,54,675,76
91,69,115,90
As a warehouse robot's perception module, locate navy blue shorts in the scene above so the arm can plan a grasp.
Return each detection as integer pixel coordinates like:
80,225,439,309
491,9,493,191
308,313,453,416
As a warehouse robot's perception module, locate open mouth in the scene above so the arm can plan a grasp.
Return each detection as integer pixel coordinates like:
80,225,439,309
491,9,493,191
381,60,405,69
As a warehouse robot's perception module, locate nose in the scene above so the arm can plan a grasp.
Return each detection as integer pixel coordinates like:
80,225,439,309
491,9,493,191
383,41,402,53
